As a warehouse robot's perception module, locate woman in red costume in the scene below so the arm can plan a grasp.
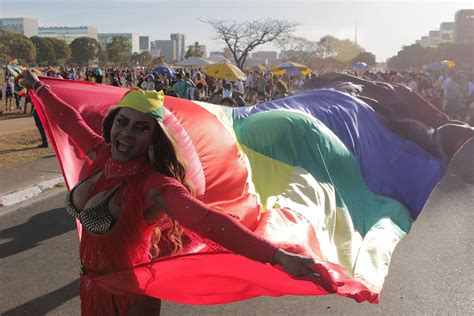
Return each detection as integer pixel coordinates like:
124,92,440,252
19,69,319,315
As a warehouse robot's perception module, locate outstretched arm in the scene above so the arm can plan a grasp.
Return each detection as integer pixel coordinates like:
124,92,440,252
18,69,103,159
144,175,319,279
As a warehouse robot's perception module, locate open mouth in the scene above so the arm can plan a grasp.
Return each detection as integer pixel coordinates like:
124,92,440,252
115,140,134,153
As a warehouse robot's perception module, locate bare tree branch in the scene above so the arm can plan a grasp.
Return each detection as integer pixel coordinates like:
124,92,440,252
202,19,299,69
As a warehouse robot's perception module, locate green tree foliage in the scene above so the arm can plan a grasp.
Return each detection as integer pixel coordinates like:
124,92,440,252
69,37,101,66
131,51,153,67
352,51,377,66
386,43,474,70
185,41,204,58
48,38,71,62
106,36,132,66
319,35,364,63
0,29,36,64
31,36,56,65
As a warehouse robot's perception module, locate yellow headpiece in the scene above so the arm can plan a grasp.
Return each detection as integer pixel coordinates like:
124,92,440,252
116,88,165,121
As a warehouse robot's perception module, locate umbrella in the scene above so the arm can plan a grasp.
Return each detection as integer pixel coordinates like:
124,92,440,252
352,61,368,69
152,66,175,76
423,60,456,70
203,63,247,81
277,61,309,70
176,57,213,66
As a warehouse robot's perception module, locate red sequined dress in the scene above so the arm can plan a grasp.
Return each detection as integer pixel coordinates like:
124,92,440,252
37,85,278,315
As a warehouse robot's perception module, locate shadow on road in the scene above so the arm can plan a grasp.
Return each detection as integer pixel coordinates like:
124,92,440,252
0,207,75,259
0,146,42,155
2,279,79,315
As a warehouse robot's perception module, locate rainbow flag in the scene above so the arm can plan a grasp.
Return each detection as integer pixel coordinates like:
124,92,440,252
30,77,472,304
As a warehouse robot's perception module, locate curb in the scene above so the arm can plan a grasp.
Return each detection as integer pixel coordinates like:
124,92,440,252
0,176,64,207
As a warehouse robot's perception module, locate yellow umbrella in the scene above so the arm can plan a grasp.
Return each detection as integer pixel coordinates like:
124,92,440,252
441,60,456,68
277,61,309,70
203,63,247,81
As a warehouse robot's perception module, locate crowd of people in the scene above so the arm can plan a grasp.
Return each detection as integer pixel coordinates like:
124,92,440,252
2,65,474,124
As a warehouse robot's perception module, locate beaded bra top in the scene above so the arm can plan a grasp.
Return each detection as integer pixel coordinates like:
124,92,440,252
65,181,122,235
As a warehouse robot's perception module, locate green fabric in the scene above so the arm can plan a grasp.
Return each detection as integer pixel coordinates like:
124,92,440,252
234,110,412,237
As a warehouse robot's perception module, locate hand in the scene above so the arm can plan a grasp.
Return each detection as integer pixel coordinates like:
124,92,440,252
16,69,40,90
272,248,319,280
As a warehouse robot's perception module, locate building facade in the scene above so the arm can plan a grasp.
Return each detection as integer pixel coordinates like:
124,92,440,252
439,22,455,44
139,36,149,53
428,30,440,47
150,40,176,61
39,26,97,44
98,33,140,53
454,9,474,44
0,18,38,37
170,33,185,61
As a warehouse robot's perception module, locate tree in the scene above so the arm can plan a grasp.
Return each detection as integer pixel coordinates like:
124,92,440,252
48,37,71,63
31,36,56,65
131,51,153,67
106,36,132,66
352,51,377,66
185,41,204,59
277,35,318,66
0,29,36,64
69,37,101,66
318,35,364,63
204,19,298,69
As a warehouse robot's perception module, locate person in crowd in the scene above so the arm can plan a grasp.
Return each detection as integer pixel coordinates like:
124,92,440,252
140,74,156,91
222,83,233,98
444,72,462,119
18,69,317,315
172,73,192,99
272,79,289,100
2,76,14,111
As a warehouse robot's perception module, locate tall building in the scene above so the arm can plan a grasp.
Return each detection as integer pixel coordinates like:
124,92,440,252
439,22,455,44
150,40,176,61
139,36,149,53
428,30,440,47
454,9,474,44
420,36,430,48
0,18,38,37
170,33,185,61
98,33,140,53
39,26,97,44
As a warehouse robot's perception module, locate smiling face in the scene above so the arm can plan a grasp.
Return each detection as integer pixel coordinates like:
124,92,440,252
109,108,157,162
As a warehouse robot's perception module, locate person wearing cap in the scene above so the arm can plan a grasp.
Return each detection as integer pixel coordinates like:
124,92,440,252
18,69,318,315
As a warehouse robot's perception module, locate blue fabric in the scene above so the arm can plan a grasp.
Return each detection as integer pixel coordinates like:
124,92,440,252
233,89,446,218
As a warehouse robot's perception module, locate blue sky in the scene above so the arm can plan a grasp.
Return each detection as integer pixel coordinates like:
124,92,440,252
1,0,472,61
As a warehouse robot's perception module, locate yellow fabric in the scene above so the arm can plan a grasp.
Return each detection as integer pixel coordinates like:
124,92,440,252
117,88,165,120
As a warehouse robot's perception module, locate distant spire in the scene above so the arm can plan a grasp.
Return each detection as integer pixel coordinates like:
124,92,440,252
355,20,358,45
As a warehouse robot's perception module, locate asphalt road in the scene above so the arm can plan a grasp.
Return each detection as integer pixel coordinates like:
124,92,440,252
0,160,473,315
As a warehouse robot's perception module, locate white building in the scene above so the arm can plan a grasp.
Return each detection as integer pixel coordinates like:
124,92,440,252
428,30,441,47
39,26,97,44
170,33,185,61
0,18,38,37
98,33,140,53
420,36,430,48
150,40,176,61
439,22,455,44
139,36,149,53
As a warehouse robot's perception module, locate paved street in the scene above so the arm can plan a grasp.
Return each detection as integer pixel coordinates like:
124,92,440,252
0,116,36,135
0,161,473,315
